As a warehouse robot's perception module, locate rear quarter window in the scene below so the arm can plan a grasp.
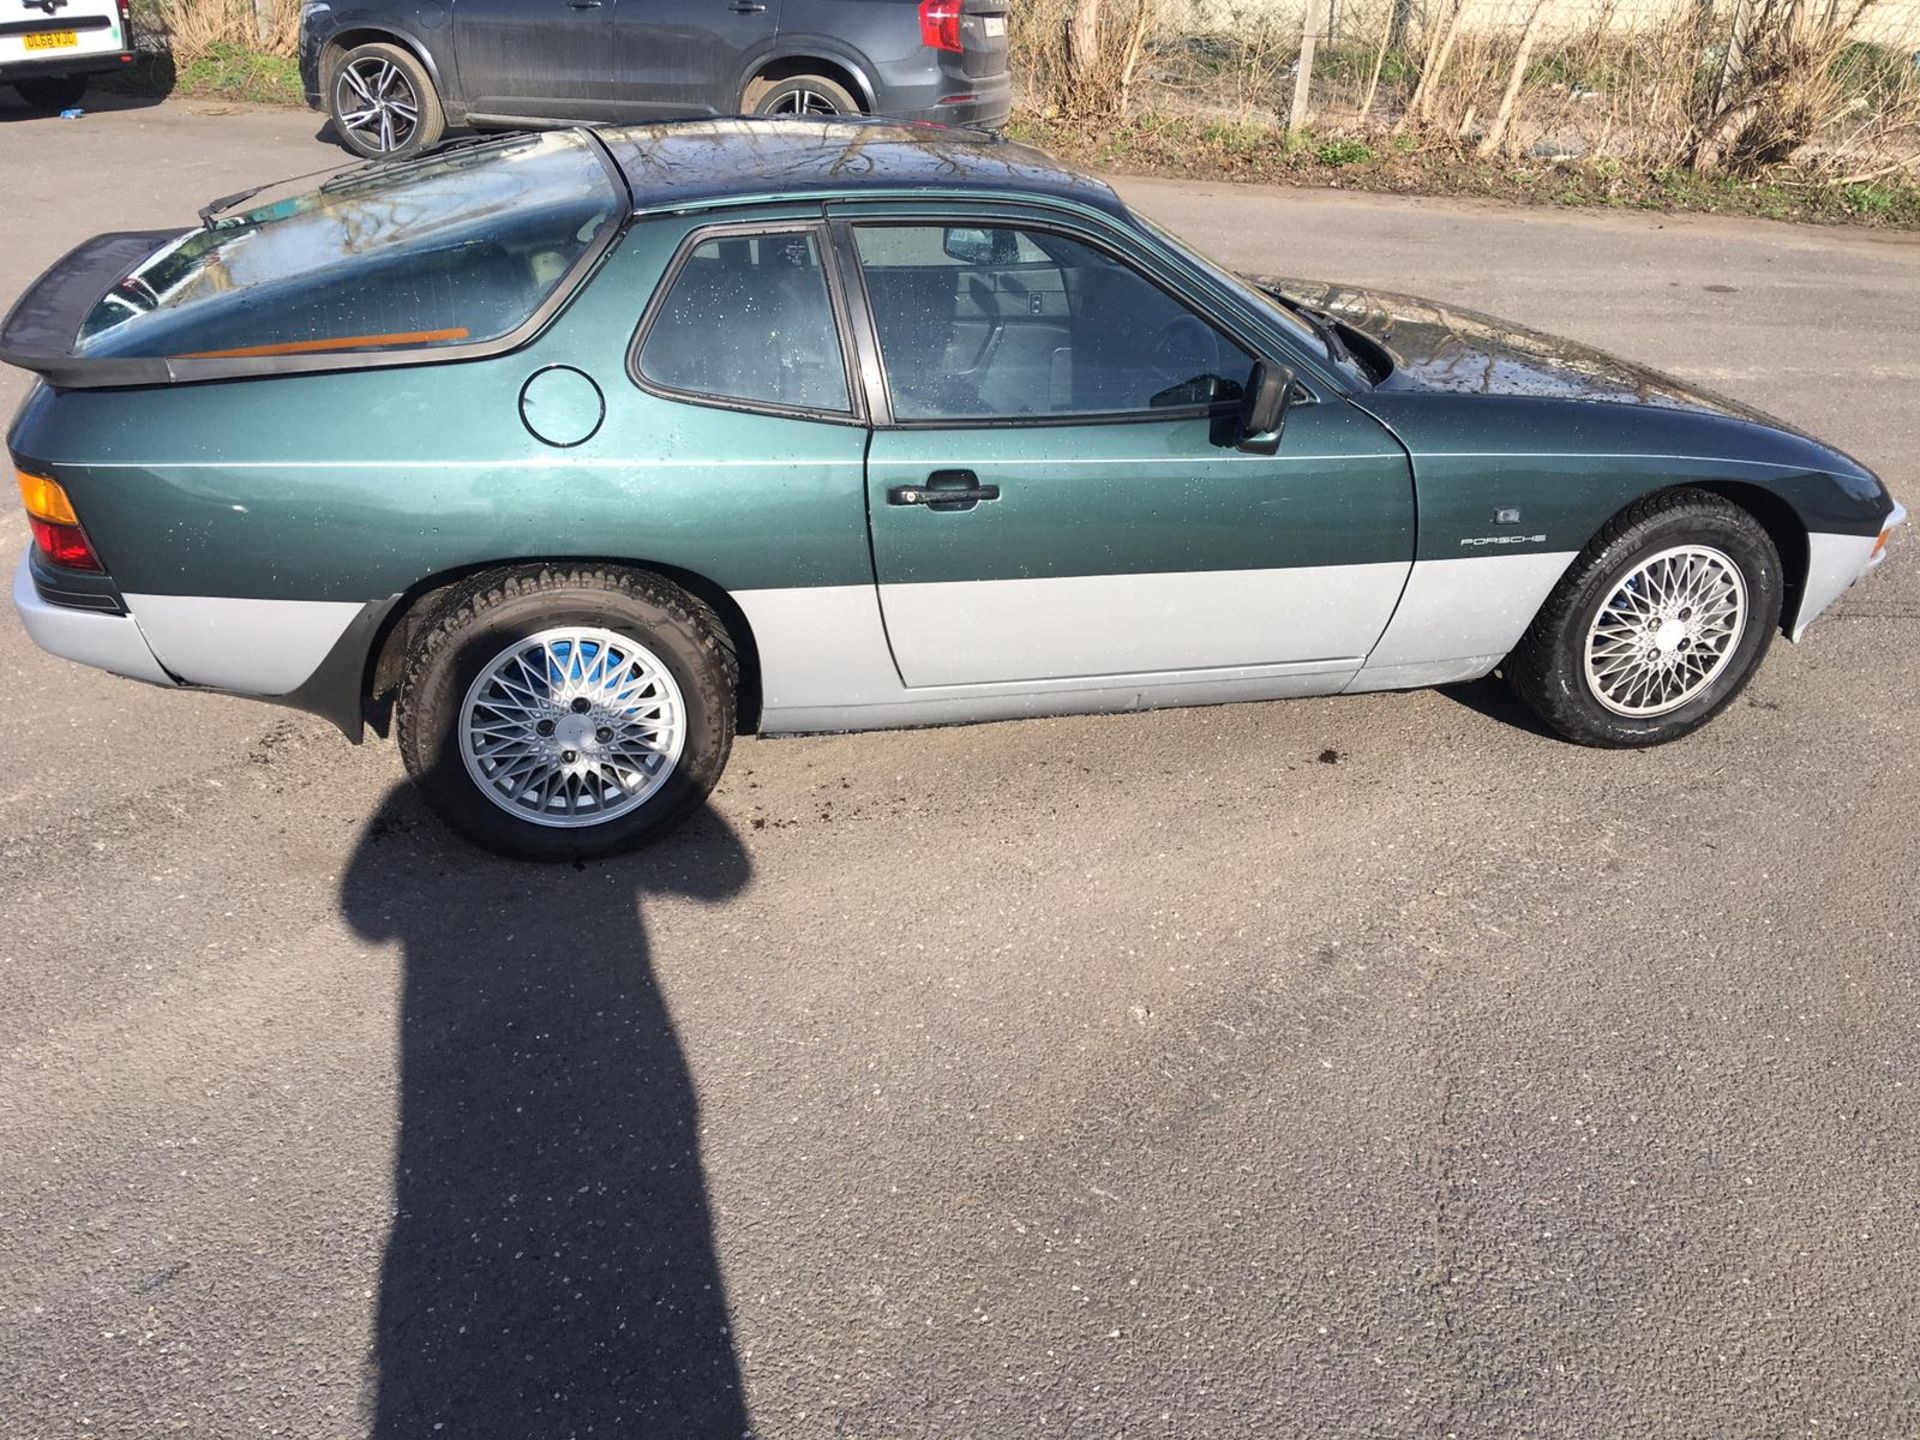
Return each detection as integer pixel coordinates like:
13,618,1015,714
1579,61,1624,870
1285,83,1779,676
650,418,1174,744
78,132,623,362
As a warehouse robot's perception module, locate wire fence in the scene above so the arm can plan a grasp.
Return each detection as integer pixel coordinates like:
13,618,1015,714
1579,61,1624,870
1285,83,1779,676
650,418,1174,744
1016,0,1920,180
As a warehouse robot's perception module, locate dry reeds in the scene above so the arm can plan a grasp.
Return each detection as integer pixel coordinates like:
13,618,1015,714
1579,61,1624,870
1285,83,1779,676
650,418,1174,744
147,0,300,61
1013,0,1920,180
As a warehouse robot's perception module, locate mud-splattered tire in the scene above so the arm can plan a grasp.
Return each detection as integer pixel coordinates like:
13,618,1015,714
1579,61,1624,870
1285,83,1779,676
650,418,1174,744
397,567,736,860
1508,488,1783,748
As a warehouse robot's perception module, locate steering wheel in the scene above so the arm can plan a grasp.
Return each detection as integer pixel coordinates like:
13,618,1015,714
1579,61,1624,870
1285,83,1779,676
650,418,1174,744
1148,315,1218,378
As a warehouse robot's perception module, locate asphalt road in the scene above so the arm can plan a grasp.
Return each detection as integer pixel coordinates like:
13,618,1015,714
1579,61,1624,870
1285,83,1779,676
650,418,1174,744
3,96,1918,1438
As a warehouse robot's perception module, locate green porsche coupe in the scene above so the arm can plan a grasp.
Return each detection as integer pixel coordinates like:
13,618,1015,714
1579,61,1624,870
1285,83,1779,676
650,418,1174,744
4,121,1904,858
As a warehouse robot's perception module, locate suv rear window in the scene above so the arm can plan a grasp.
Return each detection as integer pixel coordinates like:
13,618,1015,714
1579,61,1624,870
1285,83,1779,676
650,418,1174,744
78,132,623,362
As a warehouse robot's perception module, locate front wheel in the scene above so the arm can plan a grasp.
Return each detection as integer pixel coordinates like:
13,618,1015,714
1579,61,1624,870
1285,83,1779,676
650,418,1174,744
397,568,737,860
327,41,445,159
14,75,88,112
1507,489,1783,747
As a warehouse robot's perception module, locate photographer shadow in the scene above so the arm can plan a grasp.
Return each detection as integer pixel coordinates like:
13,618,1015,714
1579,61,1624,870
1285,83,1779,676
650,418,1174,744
339,788,753,1438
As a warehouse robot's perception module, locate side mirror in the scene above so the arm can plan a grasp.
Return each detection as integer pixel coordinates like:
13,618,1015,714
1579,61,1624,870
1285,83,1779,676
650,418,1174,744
944,226,1017,267
1236,361,1295,455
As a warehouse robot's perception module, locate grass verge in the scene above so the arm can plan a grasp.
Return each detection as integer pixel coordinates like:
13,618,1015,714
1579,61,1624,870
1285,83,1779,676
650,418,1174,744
104,42,304,106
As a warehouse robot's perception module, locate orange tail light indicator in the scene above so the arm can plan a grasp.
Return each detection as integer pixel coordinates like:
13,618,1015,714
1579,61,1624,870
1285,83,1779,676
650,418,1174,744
15,469,103,572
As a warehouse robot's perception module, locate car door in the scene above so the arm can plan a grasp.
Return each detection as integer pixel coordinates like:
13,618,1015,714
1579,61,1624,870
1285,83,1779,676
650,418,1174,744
837,213,1417,689
453,0,623,120
607,0,783,117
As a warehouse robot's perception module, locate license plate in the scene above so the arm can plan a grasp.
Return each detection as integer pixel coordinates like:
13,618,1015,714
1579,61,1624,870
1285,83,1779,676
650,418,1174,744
982,15,1006,36
25,30,79,49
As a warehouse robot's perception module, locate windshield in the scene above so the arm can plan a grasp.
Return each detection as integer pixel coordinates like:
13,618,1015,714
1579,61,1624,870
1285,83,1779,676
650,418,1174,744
79,131,623,361
1134,214,1368,383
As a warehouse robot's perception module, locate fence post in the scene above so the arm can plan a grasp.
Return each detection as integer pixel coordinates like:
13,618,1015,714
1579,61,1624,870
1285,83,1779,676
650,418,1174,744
253,0,274,47
1289,0,1319,132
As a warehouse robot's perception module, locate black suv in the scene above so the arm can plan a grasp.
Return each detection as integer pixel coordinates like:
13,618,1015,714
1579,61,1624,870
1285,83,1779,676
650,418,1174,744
299,0,1011,158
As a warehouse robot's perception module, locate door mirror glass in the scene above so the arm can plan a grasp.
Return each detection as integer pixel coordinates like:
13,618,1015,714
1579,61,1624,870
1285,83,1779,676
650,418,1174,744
1237,361,1295,454
942,226,1018,267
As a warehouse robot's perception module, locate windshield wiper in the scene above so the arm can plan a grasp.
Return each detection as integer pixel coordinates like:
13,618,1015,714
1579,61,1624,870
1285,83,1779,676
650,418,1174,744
199,158,359,227
1267,290,1352,369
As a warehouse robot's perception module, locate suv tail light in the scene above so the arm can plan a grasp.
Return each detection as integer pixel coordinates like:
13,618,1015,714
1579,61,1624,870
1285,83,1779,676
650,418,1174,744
17,470,103,572
920,0,963,53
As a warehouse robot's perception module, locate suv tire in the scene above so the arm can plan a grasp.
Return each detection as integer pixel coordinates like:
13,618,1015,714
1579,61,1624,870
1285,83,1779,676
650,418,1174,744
745,73,862,117
327,40,446,159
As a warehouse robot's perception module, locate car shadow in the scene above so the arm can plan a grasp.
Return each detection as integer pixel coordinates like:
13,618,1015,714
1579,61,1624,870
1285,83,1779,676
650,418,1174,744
339,786,755,1437
1435,671,1559,740
0,80,167,121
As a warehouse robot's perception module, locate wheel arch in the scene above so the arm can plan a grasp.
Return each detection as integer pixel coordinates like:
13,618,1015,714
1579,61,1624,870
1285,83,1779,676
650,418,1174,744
321,25,447,99
363,558,764,739
1650,480,1810,637
740,49,876,113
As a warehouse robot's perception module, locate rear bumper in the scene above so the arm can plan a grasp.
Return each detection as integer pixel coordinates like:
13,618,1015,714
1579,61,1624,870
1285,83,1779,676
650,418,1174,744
13,548,174,687
878,71,1011,130
0,50,134,83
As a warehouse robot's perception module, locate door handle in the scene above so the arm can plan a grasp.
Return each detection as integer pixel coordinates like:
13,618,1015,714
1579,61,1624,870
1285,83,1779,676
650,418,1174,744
729,1,768,10
568,1,602,8
888,471,1000,510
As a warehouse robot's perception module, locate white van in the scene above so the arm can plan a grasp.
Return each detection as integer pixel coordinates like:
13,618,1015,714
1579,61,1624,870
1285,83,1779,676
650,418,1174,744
2,0,135,112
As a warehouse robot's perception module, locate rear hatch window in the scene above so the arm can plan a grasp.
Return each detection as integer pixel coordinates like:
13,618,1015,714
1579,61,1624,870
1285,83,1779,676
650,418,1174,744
77,131,623,362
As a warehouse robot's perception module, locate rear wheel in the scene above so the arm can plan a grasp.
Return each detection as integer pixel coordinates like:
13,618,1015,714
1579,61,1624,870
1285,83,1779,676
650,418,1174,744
1507,489,1783,747
397,568,737,860
14,75,88,112
745,73,862,117
327,41,444,159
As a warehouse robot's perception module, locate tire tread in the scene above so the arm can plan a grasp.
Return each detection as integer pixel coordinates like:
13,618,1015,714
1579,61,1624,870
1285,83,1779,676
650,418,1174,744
395,565,736,857
1508,487,1782,747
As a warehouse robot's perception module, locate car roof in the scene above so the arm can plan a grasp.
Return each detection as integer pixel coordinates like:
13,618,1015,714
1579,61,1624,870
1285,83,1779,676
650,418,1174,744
594,117,1127,219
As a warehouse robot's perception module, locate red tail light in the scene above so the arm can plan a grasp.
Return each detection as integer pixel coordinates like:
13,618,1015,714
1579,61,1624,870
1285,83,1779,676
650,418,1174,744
28,516,103,571
920,0,963,53
18,470,104,571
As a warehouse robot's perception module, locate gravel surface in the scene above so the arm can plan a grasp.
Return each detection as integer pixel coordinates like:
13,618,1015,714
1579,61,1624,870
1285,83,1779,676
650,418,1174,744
2,95,1916,1437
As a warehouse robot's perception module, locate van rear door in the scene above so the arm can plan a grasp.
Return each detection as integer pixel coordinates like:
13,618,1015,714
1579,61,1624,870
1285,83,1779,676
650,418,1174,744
0,0,133,93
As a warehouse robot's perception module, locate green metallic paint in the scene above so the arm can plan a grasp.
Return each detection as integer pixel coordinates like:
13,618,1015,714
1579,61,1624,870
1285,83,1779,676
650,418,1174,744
10,208,876,602
5,169,1890,634
865,402,1413,586
1356,393,1892,564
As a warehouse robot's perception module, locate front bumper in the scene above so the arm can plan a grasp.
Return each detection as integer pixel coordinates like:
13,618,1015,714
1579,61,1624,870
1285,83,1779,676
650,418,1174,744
1870,500,1907,572
1791,501,1906,642
12,548,173,687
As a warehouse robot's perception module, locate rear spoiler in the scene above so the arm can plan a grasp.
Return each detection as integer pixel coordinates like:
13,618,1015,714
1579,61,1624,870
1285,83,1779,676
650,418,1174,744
0,229,188,389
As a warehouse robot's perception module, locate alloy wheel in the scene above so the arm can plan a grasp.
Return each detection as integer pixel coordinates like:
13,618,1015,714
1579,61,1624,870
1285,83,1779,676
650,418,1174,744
767,87,843,116
336,57,421,154
458,627,687,828
1583,544,1748,717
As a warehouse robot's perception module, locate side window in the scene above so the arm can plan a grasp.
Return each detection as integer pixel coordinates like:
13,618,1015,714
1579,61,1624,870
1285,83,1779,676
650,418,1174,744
851,223,1253,424
636,230,850,415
